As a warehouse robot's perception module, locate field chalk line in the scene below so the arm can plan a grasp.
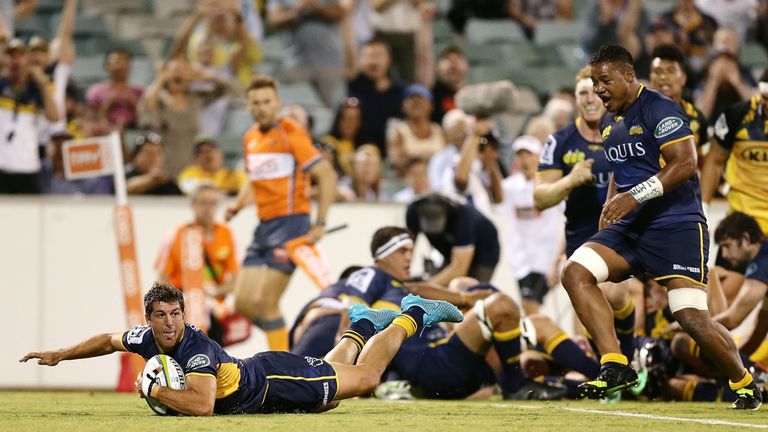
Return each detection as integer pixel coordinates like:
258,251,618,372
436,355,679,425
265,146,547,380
492,404,768,429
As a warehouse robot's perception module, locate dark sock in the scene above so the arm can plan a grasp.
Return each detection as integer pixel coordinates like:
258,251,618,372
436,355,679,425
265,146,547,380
493,327,525,394
546,331,600,379
613,299,636,361
349,319,376,341
403,306,425,328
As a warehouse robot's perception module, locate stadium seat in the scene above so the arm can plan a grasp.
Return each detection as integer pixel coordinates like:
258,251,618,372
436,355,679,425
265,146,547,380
643,0,675,17
465,19,527,44
308,106,333,136
222,108,254,138
50,14,111,39
261,36,288,63
741,43,768,69
72,55,108,86
432,19,453,43
128,56,155,87
14,15,50,39
81,0,147,14
280,82,324,109
534,21,586,46
152,0,194,18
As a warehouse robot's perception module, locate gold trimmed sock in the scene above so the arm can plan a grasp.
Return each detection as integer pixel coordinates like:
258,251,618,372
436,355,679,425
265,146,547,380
729,370,753,390
600,353,628,366
493,327,521,342
341,330,366,352
392,315,418,338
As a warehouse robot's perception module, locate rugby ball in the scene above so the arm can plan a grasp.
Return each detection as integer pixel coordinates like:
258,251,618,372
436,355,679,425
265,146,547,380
141,354,187,416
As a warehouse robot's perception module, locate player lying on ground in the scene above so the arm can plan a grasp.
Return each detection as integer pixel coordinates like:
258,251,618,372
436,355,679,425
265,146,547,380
20,282,463,415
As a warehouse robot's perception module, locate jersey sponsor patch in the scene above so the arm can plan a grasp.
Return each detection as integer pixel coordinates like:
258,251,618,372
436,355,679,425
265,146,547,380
305,356,325,367
346,267,376,294
245,153,295,180
746,263,758,278
654,117,684,139
186,354,211,371
126,326,151,345
540,135,557,165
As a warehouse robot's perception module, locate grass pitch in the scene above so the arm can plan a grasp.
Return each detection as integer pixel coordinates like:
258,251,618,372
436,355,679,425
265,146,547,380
1,391,767,432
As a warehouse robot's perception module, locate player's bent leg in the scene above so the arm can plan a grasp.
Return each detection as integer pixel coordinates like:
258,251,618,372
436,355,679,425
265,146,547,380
600,279,637,361
667,282,762,410
670,332,720,377
235,266,292,351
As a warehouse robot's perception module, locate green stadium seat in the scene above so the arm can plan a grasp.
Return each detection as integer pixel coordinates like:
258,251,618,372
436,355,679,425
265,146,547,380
741,43,768,69
72,55,108,86
432,19,453,43
308,106,333,136
465,19,527,44
14,15,50,39
261,36,287,62
50,14,110,39
222,108,254,138
534,21,586,46
280,82,324,109
128,57,155,87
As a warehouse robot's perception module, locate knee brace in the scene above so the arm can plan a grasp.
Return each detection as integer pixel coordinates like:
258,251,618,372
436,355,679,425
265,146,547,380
568,247,609,283
667,288,708,314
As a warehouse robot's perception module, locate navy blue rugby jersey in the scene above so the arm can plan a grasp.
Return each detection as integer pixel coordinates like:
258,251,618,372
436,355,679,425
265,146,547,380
744,241,768,286
121,323,266,414
539,118,612,250
599,85,705,227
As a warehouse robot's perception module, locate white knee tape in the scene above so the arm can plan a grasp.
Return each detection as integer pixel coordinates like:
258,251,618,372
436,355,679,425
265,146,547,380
568,247,609,283
472,299,493,342
667,288,708,313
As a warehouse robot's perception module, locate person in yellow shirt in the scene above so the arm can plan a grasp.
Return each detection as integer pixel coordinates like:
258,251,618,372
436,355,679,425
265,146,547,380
178,136,247,196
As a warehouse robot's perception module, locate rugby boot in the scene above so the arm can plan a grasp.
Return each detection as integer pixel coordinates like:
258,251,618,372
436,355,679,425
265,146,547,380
578,362,639,399
347,304,400,333
732,382,763,410
400,294,464,326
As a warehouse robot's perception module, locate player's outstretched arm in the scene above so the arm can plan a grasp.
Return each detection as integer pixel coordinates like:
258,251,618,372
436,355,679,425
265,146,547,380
20,333,126,366
144,374,217,417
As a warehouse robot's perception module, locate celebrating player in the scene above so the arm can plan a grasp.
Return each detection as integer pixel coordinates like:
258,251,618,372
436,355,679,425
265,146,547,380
225,75,337,351
20,282,463,415
560,45,760,410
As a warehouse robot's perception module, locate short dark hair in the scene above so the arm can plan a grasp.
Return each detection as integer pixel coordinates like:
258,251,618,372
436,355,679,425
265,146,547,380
760,68,768,83
339,265,364,280
590,45,635,70
715,212,764,244
651,44,685,67
144,282,185,316
247,75,278,93
370,226,412,258
438,45,466,60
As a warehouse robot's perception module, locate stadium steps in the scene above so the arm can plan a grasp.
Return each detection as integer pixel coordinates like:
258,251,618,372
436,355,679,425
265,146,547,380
14,15,51,39
151,0,195,18
280,82,325,109
81,0,148,14
534,21,586,46
741,43,768,69
465,19,527,44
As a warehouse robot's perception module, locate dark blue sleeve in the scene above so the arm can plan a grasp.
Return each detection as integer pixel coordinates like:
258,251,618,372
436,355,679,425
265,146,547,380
745,253,768,286
179,334,219,377
121,325,156,358
644,95,693,150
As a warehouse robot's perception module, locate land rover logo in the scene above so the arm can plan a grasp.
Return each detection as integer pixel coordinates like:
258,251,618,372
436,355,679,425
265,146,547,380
187,354,211,370
654,117,684,138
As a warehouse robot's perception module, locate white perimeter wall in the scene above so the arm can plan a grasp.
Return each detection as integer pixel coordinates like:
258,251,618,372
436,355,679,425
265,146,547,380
0,196,730,389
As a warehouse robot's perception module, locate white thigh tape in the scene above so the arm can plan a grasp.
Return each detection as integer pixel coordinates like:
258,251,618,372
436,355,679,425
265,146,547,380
667,287,708,313
569,247,609,283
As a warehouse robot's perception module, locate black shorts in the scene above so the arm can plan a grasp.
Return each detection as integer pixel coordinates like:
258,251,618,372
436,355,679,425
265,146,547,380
252,352,339,413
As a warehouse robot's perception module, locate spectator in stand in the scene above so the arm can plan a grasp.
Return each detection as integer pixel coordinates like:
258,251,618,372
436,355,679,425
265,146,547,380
139,59,236,178
267,0,346,107
370,0,435,83
632,20,678,82
39,131,114,195
428,46,468,124
393,157,431,203
582,0,648,57
85,48,144,130
695,27,756,122
184,0,262,89
178,136,246,196
428,108,472,191
656,0,719,76
695,0,758,44
0,39,59,194
347,38,405,156
125,133,182,196
337,144,387,201
323,97,365,176
440,118,504,220
447,0,573,40
388,84,446,174
170,0,247,137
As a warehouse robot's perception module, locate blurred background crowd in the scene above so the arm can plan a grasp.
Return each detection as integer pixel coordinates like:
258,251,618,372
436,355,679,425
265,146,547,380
1,0,766,201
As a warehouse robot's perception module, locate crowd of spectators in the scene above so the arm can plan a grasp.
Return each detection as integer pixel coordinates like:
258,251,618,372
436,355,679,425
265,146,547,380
0,0,766,205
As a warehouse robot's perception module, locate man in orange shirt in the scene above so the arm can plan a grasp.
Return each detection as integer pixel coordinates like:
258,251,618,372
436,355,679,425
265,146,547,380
156,183,239,346
225,75,337,351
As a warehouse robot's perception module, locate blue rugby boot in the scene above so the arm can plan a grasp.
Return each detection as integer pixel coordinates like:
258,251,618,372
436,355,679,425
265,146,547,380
348,304,400,332
400,294,464,326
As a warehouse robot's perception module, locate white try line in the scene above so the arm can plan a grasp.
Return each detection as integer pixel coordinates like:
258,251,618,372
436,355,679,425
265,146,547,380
493,404,768,429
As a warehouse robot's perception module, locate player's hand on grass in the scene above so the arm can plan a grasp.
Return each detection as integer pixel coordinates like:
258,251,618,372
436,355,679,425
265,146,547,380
600,191,639,226
135,372,146,398
19,351,62,366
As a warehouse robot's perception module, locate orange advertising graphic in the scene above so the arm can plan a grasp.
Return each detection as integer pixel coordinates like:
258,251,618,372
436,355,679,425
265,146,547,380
62,137,114,180
284,236,333,289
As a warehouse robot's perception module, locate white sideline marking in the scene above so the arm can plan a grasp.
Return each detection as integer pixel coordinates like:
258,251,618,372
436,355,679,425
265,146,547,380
494,404,768,429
